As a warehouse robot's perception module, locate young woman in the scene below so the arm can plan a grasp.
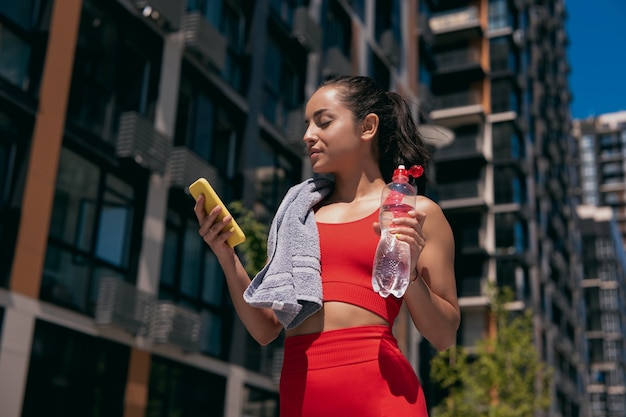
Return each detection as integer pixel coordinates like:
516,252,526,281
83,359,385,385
194,76,459,416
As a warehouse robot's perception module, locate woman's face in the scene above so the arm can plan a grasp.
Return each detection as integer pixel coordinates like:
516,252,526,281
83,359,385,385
303,86,366,175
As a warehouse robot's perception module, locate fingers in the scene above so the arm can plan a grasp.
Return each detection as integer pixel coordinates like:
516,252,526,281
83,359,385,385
195,194,235,249
389,210,426,257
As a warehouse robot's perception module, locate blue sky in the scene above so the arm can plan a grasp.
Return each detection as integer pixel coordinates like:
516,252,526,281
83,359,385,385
566,0,626,119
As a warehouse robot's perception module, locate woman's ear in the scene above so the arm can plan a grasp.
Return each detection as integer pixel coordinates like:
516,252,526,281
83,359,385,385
360,113,379,141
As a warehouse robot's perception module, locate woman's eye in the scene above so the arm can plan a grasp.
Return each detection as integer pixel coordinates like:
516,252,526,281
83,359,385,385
318,120,330,127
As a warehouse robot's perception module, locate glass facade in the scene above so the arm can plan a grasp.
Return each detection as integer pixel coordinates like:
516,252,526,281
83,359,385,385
22,319,130,417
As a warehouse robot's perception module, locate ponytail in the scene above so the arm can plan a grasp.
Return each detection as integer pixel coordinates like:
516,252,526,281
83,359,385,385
320,76,431,194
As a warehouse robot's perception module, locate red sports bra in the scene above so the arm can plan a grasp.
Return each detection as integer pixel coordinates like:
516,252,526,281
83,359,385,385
317,210,402,324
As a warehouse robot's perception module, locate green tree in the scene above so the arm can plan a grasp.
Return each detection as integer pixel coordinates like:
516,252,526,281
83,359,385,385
227,201,268,276
430,284,552,417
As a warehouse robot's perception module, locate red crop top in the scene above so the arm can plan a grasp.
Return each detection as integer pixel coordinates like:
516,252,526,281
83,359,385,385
317,209,402,324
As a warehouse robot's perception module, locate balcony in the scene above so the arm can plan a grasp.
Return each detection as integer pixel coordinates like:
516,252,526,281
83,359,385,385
436,179,486,209
457,275,485,298
379,29,400,66
292,6,322,51
95,277,153,336
436,131,483,160
434,47,484,81
182,11,227,71
116,111,170,174
168,146,220,190
428,6,482,44
429,90,485,127
150,301,202,352
322,47,352,78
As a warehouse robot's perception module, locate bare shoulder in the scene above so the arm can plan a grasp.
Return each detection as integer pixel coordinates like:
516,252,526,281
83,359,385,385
415,196,454,239
415,195,446,218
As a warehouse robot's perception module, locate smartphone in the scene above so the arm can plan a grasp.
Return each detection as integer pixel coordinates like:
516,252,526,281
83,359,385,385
188,178,246,248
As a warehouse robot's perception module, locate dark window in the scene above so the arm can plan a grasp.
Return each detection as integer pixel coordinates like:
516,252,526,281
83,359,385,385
0,0,52,95
42,147,145,314
0,108,32,288
159,190,232,359
243,385,280,417
22,319,130,417
263,36,304,127
324,0,352,55
147,355,227,417
66,0,162,143
175,68,243,180
255,137,301,218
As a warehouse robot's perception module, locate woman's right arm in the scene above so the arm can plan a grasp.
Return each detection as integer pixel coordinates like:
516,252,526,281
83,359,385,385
194,195,283,345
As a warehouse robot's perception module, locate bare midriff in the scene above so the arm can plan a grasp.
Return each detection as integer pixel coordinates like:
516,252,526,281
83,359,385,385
285,301,389,337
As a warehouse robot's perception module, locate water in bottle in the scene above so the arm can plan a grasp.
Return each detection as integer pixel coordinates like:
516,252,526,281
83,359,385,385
372,164,423,298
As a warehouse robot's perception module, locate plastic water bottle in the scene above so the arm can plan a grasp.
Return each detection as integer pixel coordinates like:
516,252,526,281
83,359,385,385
372,164,423,298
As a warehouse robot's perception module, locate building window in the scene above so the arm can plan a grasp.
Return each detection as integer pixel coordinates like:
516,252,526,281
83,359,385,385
604,339,620,362
160,194,231,359
255,137,301,219
243,385,280,417
601,312,621,334
21,319,130,417
175,69,243,180
596,238,614,259
66,0,162,143
600,288,618,310
493,121,522,159
495,212,527,254
494,167,523,205
488,0,509,30
147,355,227,417
0,109,32,288
324,0,352,55
0,1,51,94
220,0,248,93
491,78,518,114
490,37,515,73
42,147,144,313
608,393,626,415
263,36,304,128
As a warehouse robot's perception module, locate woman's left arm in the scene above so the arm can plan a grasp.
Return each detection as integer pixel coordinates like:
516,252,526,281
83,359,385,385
401,198,460,351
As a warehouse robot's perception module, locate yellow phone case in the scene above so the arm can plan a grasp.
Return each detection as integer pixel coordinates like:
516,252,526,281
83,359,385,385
189,178,246,248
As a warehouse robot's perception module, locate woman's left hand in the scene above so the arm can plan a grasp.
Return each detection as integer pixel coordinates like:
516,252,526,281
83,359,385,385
372,209,426,277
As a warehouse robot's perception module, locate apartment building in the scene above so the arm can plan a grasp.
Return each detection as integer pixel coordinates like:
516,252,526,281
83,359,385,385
0,1,427,416
418,0,588,415
574,111,626,245
0,0,593,416
577,205,626,417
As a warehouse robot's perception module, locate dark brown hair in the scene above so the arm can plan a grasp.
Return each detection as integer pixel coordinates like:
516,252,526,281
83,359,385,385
320,76,430,194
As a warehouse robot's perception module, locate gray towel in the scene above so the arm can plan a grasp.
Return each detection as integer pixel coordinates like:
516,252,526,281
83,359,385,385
243,177,333,329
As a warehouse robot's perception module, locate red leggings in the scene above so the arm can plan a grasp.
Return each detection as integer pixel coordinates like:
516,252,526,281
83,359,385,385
280,325,429,417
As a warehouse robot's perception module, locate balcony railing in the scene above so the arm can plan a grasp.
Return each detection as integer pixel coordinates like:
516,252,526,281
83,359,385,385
182,11,227,71
150,301,202,352
437,132,483,158
435,47,481,72
458,275,484,297
292,6,322,51
431,90,481,110
437,179,482,201
429,6,480,34
323,47,352,77
168,146,219,190
116,111,170,174
95,277,154,336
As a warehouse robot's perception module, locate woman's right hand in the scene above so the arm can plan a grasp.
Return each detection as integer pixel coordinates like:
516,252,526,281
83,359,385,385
194,194,236,256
